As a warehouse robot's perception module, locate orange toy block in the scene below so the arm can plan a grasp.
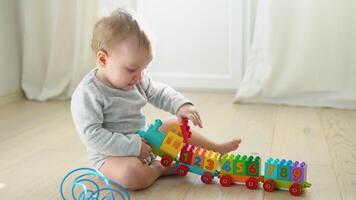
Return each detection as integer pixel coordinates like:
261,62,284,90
191,147,207,168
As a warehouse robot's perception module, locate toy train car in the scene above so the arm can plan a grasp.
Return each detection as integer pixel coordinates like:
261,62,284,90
138,119,184,167
263,158,311,195
219,154,263,189
138,119,312,196
176,144,220,184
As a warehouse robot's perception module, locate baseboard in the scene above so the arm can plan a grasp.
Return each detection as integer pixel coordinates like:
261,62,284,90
0,91,24,106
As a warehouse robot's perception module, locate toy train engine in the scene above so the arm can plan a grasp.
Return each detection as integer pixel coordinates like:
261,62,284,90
219,154,263,189
263,158,312,196
176,144,221,184
138,119,184,167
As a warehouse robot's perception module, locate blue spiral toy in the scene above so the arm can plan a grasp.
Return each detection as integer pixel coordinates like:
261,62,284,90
60,167,131,200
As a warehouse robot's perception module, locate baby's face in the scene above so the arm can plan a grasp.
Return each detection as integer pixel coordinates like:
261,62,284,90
103,37,152,91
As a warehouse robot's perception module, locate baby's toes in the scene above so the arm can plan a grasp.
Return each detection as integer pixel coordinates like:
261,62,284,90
232,138,241,146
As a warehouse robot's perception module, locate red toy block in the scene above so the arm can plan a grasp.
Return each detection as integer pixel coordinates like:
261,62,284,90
179,144,196,164
180,117,192,143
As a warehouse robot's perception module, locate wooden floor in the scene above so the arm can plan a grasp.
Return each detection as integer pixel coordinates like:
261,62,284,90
0,92,355,200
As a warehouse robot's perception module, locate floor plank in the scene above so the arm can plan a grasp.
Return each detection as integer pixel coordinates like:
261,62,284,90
266,106,342,200
319,108,356,200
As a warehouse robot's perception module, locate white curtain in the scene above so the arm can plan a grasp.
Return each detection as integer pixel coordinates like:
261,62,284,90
19,0,98,100
19,0,135,101
235,0,356,109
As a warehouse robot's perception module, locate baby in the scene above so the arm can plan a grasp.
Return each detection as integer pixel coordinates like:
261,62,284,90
71,9,241,190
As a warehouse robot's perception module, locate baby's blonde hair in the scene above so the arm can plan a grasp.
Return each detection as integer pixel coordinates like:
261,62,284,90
91,9,151,55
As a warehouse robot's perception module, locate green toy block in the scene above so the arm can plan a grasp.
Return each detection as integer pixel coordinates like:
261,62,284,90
220,154,235,174
245,155,261,176
233,155,248,175
272,179,312,190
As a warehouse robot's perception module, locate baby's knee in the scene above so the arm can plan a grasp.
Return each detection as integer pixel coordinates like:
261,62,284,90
160,117,179,132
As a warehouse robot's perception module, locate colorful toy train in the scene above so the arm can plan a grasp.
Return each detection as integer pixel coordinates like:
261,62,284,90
138,119,312,196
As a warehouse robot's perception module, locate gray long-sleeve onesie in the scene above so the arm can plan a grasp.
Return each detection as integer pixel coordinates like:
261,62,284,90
70,68,191,169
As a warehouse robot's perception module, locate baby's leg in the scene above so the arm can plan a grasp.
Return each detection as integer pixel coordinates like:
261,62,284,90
160,117,241,155
99,156,176,190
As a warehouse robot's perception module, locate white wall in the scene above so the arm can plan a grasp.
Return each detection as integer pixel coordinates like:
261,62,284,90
137,0,244,91
0,0,21,97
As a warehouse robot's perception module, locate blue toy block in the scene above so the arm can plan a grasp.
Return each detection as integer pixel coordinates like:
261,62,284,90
176,161,219,177
264,158,279,179
277,159,293,181
137,119,165,148
291,161,307,182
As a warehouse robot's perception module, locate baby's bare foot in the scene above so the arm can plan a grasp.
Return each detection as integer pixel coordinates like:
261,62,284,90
216,138,241,155
161,164,179,177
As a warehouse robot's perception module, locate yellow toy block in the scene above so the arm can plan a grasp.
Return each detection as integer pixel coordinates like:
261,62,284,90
160,131,184,158
168,123,182,135
191,147,207,168
203,150,221,172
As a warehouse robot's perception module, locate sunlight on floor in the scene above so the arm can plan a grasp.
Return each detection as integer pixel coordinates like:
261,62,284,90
0,182,5,189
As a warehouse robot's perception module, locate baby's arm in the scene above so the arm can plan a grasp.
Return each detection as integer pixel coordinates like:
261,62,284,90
141,74,191,115
71,83,142,157
141,74,202,127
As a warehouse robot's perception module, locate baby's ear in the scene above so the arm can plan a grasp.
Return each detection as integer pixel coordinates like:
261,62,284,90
97,50,108,66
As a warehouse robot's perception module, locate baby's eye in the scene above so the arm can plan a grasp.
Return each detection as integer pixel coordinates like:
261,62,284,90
126,68,136,73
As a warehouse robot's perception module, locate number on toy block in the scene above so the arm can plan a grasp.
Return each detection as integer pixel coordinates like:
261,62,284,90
193,156,202,167
204,159,215,171
264,158,278,179
246,156,260,176
192,147,206,168
277,159,292,181
203,151,220,172
179,144,195,164
220,154,234,174
233,155,247,175
291,161,307,182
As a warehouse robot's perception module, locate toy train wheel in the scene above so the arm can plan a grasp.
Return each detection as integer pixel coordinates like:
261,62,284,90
219,175,232,187
246,177,258,190
201,172,213,184
161,155,173,167
177,165,189,176
263,179,276,192
289,183,302,196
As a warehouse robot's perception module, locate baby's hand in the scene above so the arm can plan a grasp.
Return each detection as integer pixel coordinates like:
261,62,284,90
176,104,203,128
140,139,152,160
